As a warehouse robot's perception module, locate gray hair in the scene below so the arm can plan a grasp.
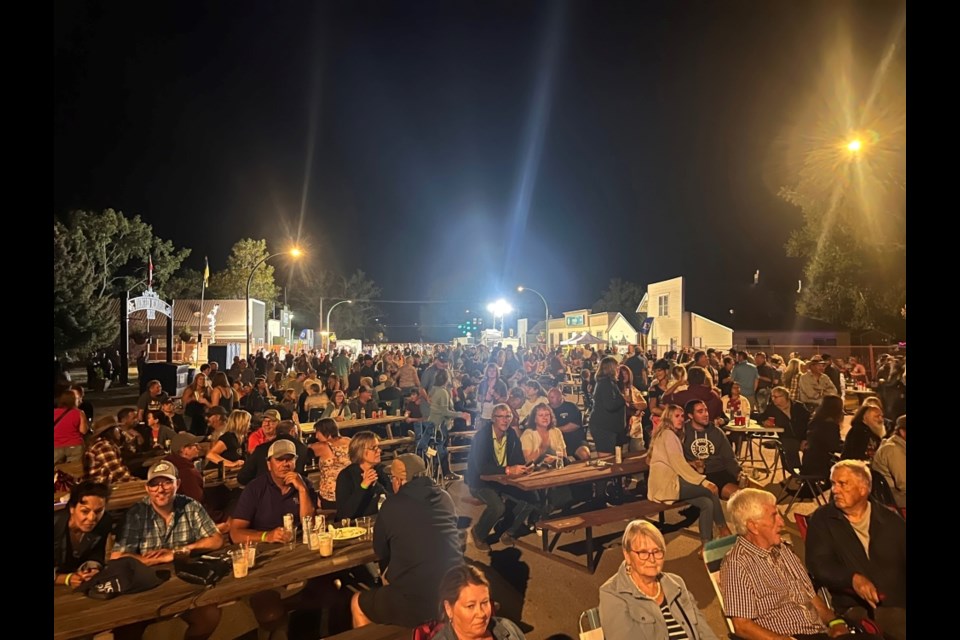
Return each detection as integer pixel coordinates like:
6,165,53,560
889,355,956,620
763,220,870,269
830,459,872,487
621,519,666,553
727,489,776,536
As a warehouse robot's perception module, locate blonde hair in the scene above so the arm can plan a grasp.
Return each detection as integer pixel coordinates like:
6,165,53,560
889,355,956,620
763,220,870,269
621,519,666,553
219,409,252,441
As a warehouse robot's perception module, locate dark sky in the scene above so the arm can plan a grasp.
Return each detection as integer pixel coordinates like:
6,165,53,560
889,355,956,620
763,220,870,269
54,1,905,341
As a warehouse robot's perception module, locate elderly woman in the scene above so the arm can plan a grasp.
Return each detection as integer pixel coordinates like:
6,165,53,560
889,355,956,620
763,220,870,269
599,519,718,640
431,564,526,640
335,431,390,521
648,404,730,547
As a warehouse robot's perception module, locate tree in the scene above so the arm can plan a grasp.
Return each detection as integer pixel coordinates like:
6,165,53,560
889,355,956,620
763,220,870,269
289,267,382,341
779,40,905,337
54,209,190,357
206,239,282,304
162,267,203,300
593,278,646,333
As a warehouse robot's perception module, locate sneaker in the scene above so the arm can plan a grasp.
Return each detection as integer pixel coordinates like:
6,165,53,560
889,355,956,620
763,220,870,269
499,532,517,547
470,528,491,552
443,472,463,482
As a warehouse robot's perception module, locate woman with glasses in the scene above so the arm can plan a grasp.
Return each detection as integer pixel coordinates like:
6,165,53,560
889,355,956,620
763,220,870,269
335,430,390,521
600,519,718,640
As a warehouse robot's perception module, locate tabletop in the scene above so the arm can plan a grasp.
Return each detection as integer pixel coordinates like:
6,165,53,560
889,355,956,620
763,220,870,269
723,420,784,434
53,539,377,640
481,452,650,491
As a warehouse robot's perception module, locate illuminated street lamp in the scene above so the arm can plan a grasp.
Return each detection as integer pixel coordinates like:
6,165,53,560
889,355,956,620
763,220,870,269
847,138,863,153
325,299,353,351
246,247,302,356
517,285,549,347
486,298,513,334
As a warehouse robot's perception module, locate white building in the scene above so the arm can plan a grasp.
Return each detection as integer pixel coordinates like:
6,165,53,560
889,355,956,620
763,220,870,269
636,276,733,356
544,310,639,350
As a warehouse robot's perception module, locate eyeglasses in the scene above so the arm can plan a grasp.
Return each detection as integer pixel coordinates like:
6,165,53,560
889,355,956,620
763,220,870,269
629,548,665,561
493,414,511,419
147,479,175,490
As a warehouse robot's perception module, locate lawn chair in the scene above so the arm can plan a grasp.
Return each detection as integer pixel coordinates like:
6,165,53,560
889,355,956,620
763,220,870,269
578,607,603,640
767,440,829,516
702,534,739,638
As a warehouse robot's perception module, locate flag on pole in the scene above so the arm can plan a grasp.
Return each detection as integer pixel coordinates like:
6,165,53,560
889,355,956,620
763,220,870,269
203,256,210,287
148,255,154,289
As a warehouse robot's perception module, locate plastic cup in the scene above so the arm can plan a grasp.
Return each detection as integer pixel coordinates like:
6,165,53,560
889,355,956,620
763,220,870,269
318,533,334,557
245,542,257,568
229,549,248,578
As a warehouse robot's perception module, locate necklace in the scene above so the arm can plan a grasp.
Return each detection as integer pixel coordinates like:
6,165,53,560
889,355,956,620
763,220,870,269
631,574,661,600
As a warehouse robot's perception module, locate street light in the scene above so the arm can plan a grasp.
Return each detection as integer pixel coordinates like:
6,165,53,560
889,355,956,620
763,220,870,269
325,299,353,351
246,248,302,356
485,298,513,335
517,285,549,348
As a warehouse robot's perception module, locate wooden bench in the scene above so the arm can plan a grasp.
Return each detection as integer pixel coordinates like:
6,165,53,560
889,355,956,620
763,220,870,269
535,500,689,573
326,624,410,640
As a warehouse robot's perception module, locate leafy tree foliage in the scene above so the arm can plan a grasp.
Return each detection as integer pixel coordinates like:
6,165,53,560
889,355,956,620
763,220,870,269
593,278,646,332
162,267,203,300
54,224,117,356
206,239,283,304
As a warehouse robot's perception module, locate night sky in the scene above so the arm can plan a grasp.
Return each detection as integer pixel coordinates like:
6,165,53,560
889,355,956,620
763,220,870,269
54,1,905,341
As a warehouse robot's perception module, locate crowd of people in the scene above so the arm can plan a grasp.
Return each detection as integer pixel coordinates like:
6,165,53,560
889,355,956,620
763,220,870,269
53,341,906,639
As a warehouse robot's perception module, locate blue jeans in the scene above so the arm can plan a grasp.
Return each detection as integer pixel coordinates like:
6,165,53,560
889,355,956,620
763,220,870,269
470,485,536,539
678,477,728,543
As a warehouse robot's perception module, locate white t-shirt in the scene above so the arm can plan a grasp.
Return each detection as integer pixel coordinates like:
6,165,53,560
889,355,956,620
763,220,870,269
520,427,567,461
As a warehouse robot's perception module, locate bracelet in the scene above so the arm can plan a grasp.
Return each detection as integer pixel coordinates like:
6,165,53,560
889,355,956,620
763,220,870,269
260,532,268,542
360,483,369,490
64,573,73,587
828,619,847,628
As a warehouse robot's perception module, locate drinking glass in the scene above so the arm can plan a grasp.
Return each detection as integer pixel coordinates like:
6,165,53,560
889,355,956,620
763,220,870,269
229,549,248,578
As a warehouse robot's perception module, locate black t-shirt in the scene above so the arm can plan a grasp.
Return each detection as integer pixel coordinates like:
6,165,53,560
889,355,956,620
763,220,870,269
214,431,244,463
552,402,583,429
756,364,781,390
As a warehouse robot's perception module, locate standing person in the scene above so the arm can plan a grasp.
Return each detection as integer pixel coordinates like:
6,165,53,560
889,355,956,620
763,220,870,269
616,365,648,453
753,352,780,414
599,520,719,640
425,370,472,482
477,363,507,431
335,431,391,521
580,368,595,413
465,403,536,550
54,481,112,588
648,404,730,547
350,454,463,629
54,389,89,465
717,356,735,398
590,356,628,455
821,354,843,396
624,346,649,391
758,386,810,473
730,351,759,411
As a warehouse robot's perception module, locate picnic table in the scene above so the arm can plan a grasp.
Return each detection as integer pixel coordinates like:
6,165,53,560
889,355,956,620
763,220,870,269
481,451,650,491
53,538,377,640
300,415,407,439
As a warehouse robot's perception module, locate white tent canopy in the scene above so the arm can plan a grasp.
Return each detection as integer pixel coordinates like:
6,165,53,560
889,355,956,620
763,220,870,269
560,332,607,346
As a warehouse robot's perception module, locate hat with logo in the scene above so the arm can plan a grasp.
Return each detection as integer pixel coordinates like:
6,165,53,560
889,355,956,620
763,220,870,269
147,460,179,483
268,439,298,459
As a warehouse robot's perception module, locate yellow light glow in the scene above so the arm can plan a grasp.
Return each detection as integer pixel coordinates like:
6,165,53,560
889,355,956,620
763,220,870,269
847,139,862,152
289,248,303,257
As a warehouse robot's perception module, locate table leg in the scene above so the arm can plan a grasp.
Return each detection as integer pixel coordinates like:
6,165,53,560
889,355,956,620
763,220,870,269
585,527,595,573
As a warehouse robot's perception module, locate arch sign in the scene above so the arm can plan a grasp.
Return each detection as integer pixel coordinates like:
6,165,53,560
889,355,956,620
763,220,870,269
127,289,172,320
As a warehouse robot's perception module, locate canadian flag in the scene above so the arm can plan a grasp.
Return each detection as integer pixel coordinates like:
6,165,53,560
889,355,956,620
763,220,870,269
148,255,154,289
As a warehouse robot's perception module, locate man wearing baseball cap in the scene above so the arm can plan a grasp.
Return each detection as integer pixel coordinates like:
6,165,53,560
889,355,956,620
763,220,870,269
238,420,311,487
111,461,224,637
163,432,206,503
351,454,462,630
246,408,282,454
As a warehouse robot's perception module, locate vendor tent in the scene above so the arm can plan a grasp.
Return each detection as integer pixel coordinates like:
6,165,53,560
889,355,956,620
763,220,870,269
560,332,607,346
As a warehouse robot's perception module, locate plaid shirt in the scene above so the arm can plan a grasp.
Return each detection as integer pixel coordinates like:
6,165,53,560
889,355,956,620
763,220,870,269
720,536,826,637
113,495,219,554
84,438,134,485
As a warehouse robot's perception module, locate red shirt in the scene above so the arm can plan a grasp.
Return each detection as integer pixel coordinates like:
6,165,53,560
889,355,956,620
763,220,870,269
163,453,204,503
54,407,85,448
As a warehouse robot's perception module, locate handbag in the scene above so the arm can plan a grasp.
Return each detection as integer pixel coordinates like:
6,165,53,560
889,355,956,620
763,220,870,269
173,555,231,587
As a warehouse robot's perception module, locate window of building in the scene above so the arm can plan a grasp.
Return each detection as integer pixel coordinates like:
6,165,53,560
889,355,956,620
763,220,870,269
597,331,604,340
693,337,703,348
658,294,669,317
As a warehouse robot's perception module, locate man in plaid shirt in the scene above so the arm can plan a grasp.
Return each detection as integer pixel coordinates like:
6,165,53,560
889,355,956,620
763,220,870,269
111,461,224,639
720,489,879,640
84,418,135,485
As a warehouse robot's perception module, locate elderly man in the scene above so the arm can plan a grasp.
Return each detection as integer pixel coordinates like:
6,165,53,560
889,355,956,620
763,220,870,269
111,461,223,639
798,355,839,411
721,488,878,640
246,408,281,454
350,454,462,629
806,461,906,640
465,403,537,550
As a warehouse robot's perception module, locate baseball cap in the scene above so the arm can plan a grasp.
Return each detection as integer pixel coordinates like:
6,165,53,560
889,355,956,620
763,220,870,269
391,453,427,481
262,409,282,422
808,355,824,364
147,461,179,483
206,405,228,418
171,432,202,453
268,439,298,459
436,353,449,363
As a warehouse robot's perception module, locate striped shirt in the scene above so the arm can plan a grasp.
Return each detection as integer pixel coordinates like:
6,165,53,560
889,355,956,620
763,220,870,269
659,602,690,639
719,536,826,637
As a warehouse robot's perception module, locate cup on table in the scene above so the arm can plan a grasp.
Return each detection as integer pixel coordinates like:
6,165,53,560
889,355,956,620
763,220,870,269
229,549,249,578
341,518,350,528
356,517,371,540
315,514,326,533
308,528,321,551
245,542,257,568
318,533,334,557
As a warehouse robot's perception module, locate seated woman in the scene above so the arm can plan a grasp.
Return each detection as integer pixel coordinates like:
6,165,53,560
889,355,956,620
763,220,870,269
54,481,112,588
800,394,844,480
205,409,249,471
647,404,730,548
721,382,751,422
520,402,571,514
841,403,886,461
307,418,352,510
322,389,354,421
142,409,178,451
599,519,718,640
335,431,390,521
758,385,810,473
429,564,526,640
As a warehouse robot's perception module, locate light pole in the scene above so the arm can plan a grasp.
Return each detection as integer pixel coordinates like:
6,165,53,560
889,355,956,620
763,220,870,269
486,299,513,336
325,299,353,351
246,248,302,357
517,285,549,348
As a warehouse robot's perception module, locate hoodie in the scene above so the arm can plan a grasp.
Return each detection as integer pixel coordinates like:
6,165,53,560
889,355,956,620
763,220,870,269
681,422,740,477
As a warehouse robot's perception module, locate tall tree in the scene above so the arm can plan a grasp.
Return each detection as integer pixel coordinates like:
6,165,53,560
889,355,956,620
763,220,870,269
54,224,117,356
780,39,905,336
206,239,283,304
593,278,646,332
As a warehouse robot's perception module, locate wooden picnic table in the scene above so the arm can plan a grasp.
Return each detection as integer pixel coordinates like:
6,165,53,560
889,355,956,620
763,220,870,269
481,452,650,491
300,415,406,439
53,539,377,640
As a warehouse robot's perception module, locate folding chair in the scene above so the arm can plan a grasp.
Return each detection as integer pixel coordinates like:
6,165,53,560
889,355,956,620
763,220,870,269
702,534,739,638
578,607,603,640
768,441,829,516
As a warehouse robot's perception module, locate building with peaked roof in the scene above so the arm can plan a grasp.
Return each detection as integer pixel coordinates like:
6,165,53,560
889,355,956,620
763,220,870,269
636,276,733,356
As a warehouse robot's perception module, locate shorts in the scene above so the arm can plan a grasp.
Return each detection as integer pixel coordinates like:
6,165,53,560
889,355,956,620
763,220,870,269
357,584,435,628
705,470,739,490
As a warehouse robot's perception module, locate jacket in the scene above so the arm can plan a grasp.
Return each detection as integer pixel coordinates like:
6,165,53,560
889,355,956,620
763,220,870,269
871,434,905,508
800,419,841,477
335,462,391,520
758,401,810,442
465,423,525,489
590,375,626,438
805,499,906,611
599,564,718,640
432,617,526,640
647,429,706,503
